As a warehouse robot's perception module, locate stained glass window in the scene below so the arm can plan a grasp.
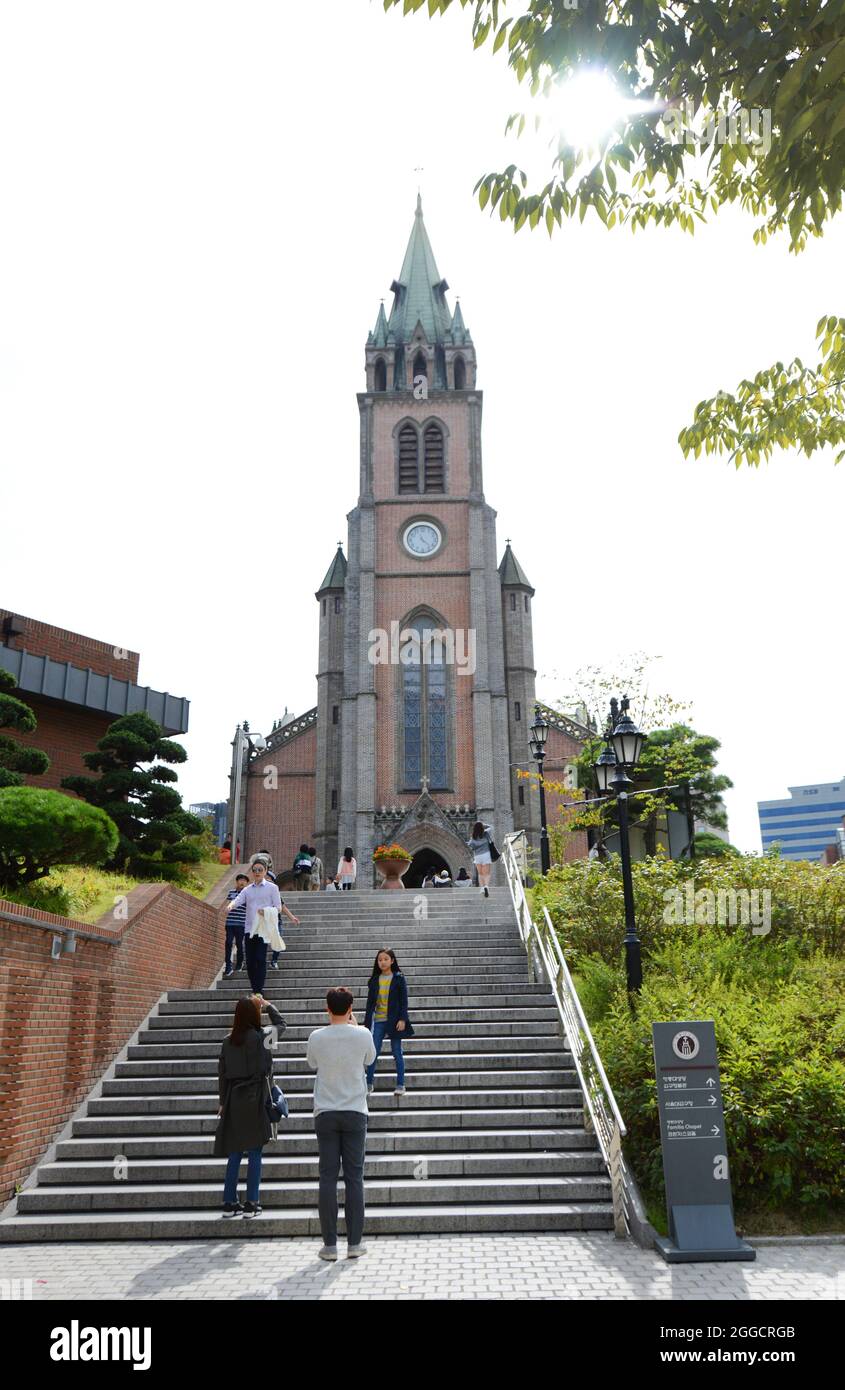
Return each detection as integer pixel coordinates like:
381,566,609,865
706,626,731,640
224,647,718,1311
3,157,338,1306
402,618,450,790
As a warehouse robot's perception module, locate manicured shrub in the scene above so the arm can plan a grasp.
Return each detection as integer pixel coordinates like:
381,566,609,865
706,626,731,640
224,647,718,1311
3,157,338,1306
0,787,118,893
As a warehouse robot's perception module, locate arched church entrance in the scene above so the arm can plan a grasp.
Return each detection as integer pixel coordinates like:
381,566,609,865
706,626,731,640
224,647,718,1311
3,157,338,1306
405,848,451,888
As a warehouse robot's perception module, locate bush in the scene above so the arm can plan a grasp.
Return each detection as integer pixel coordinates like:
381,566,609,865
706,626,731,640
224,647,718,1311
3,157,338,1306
0,787,118,893
536,854,845,1218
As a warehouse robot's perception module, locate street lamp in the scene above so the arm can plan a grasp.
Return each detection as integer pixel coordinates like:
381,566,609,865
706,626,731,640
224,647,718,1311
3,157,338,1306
529,705,551,875
594,696,647,992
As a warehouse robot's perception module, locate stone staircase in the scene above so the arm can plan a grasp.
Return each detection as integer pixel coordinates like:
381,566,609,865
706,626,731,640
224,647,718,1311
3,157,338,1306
0,888,613,1240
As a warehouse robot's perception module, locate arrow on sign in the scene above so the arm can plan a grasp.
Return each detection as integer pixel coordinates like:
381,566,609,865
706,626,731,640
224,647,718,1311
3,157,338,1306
708,1095,717,1106
711,1125,720,1136
706,1078,716,1087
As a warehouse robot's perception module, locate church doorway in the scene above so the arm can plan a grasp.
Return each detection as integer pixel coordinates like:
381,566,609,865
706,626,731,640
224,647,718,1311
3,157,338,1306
405,848,451,888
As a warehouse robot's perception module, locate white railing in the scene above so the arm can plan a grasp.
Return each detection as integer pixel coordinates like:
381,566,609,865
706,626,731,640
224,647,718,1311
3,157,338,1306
501,831,631,1238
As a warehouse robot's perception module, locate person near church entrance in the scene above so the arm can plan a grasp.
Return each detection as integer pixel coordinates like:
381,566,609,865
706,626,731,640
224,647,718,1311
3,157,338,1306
422,869,436,888
455,867,471,887
215,994,286,1218
324,878,339,891
468,822,495,898
309,846,323,891
434,868,453,887
306,986,376,1261
337,847,357,890
224,873,249,976
219,839,232,865
364,949,414,1097
293,844,313,891
226,859,299,996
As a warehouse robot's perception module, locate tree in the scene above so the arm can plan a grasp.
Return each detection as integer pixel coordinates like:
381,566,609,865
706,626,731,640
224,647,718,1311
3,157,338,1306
693,830,741,857
0,787,118,892
386,0,845,466
0,669,50,788
62,712,204,880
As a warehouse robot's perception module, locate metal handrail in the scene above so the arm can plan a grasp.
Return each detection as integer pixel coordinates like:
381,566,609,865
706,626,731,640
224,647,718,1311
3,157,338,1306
501,832,631,1238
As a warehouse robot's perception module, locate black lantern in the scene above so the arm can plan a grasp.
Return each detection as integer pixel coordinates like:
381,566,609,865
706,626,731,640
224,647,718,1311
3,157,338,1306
610,701,646,769
594,743,618,794
530,706,549,750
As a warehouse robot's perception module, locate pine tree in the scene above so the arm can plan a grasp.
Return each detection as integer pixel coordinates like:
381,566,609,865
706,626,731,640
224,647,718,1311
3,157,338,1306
62,711,203,879
0,669,50,788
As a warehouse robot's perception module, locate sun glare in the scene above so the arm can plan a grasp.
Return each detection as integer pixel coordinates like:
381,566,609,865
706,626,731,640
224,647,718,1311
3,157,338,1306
552,70,654,152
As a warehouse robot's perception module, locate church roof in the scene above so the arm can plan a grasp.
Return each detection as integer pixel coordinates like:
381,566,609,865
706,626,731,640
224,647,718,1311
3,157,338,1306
498,542,534,593
316,544,347,595
370,197,471,348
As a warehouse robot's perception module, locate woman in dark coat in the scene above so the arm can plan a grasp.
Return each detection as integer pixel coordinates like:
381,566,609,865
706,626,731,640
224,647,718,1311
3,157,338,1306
364,949,414,1097
215,995,280,1218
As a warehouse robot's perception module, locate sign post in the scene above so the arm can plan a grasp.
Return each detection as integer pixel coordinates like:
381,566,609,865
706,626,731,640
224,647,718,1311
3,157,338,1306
652,1020,755,1263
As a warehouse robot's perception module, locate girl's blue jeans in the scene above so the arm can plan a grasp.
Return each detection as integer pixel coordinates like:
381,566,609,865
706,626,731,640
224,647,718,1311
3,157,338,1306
224,1148,262,1204
366,1020,405,1087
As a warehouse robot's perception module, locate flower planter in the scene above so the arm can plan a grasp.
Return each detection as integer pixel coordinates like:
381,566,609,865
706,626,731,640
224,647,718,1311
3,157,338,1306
375,857,410,890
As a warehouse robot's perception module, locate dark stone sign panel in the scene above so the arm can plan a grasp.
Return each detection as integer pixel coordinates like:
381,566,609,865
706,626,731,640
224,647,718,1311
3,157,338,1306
652,1020,755,1263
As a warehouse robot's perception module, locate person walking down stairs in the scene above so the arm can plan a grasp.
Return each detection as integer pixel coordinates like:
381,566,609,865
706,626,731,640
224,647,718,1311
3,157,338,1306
226,860,299,995
215,995,287,1219
468,821,495,898
224,873,249,977
307,987,376,1261
364,949,414,1097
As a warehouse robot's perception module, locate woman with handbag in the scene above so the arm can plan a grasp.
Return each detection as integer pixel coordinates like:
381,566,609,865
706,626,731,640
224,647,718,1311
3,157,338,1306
215,994,286,1219
467,821,498,898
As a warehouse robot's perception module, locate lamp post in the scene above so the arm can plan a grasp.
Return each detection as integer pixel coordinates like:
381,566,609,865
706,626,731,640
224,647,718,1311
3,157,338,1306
529,705,551,875
594,696,647,992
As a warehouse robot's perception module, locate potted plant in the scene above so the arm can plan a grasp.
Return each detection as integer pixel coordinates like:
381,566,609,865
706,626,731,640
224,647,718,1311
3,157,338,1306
373,843,412,890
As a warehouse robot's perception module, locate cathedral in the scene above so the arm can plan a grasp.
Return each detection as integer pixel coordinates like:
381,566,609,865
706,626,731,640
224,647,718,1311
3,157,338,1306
228,199,588,886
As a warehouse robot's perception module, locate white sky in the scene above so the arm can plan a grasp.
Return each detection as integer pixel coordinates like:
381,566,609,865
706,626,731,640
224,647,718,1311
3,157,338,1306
2,2,842,853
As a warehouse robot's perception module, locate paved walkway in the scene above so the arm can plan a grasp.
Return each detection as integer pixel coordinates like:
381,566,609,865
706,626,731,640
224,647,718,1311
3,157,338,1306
1,1235,842,1300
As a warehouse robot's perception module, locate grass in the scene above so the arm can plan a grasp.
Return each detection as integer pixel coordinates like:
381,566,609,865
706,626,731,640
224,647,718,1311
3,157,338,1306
645,1196,845,1239
4,860,230,922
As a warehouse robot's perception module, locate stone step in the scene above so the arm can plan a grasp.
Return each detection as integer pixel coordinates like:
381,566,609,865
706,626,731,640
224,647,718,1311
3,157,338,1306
72,1106,586,1137
114,1051,572,1077
101,1069,576,1097
18,1173,611,1214
54,1127,597,1160
138,1017,561,1039
125,1039,564,1056
86,1087,583,1115
0,1202,614,1242
157,994,553,1016
38,1149,607,1185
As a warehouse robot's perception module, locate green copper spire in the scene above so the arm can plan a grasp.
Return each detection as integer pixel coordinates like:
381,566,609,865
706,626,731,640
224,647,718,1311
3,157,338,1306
316,544,347,596
384,196,454,345
498,541,534,594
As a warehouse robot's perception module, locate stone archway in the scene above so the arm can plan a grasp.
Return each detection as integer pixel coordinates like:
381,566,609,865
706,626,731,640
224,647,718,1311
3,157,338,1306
405,848,451,888
393,820,474,882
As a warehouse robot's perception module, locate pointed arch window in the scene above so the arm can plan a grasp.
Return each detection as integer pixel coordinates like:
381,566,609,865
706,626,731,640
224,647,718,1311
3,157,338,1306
453,355,466,390
401,617,449,790
423,424,444,492
413,350,427,383
398,424,419,492
374,358,387,392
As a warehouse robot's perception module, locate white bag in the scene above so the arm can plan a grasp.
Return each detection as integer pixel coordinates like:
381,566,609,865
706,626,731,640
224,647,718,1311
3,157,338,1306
254,906,284,953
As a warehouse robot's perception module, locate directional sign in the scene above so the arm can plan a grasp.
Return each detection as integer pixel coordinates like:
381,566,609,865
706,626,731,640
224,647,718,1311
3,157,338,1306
652,1021,755,1264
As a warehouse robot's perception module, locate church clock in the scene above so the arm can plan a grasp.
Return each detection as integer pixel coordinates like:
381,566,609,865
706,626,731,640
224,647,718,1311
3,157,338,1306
403,520,442,558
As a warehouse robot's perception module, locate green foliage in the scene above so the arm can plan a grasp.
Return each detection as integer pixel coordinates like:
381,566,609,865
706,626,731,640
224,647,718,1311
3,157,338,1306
0,787,118,892
536,854,845,1214
62,712,204,879
679,316,845,467
386,1,845,469
694,831,741,857
0,669,50,787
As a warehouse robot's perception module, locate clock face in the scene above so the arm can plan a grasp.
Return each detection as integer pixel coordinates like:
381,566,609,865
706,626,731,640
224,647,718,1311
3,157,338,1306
404,522,442,557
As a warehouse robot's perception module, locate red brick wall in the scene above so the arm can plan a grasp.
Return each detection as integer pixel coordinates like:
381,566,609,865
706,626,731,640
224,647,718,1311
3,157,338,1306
9,698,113,792
244,727,317,875
0,610,140,682
0,880,229,1200
542,726,589,863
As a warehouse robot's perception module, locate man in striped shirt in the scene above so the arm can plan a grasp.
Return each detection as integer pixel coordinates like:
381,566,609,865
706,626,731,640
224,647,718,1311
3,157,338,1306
224,874,249,977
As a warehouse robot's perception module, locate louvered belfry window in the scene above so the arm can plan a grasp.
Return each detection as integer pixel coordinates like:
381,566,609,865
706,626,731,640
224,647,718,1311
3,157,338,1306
423,424,444,492
398,424,419,493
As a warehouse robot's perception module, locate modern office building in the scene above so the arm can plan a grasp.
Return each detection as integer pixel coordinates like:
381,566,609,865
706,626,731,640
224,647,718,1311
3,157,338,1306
757,779,845,861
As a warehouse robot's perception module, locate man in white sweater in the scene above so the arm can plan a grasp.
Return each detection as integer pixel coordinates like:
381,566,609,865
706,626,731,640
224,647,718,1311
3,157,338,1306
306,986,376,1261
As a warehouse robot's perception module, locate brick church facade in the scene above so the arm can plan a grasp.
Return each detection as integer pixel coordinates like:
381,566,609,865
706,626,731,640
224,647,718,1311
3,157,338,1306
230,200,588,885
